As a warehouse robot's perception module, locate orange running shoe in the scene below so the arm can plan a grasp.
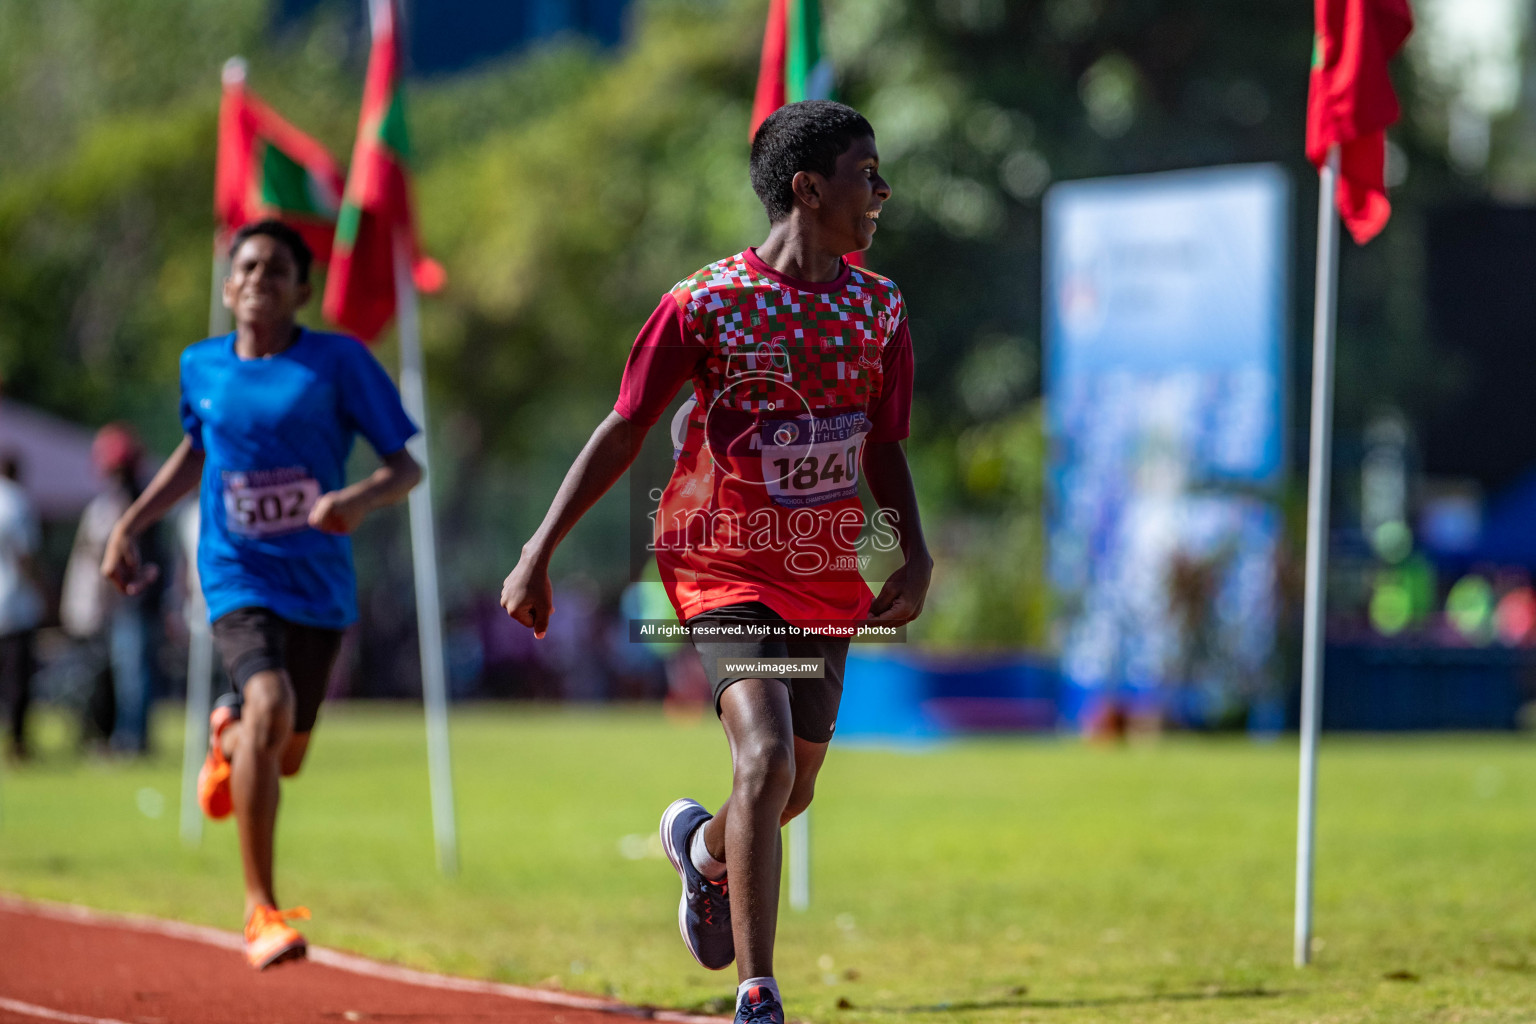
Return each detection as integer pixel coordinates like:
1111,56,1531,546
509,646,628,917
244,905,309,970
196,701,238,820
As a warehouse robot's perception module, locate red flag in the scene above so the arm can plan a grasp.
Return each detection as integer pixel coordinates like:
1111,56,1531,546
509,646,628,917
750,0,789,140
323,0,444,343
215,59,346,262
750,0,836,140
749,0,863,264
1306,0,1413,245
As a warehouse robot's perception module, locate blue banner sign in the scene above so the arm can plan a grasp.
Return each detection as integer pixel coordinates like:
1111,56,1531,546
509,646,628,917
1044,165,1288,725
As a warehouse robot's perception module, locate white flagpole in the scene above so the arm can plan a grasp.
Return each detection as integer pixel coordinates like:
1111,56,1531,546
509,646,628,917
179,555,215,846
392,231,459,877
788,810,811,910
179,228,233,846
1295,143,1341,967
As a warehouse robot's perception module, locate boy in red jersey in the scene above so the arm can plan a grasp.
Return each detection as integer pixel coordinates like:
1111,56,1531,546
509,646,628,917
500,100,929,1024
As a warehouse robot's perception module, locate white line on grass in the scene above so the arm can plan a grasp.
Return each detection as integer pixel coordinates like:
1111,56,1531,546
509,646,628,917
0,895,724,1024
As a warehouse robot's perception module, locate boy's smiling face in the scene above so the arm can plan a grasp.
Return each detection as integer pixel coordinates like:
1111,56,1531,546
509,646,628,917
798,134,890,255
224,234,311,327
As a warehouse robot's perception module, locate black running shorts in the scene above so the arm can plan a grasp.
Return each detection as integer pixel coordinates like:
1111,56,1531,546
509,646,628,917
210,607,344,735
686,602,848,744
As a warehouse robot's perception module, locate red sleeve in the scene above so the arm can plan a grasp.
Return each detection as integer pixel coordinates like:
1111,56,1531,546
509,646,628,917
866,319,913,442
613,296,704,426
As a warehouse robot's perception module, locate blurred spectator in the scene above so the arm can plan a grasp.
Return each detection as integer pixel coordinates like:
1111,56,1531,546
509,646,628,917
0,453,45,761
475,594,557,699
616,580,684,705
543,579,606,701
60,424,164,754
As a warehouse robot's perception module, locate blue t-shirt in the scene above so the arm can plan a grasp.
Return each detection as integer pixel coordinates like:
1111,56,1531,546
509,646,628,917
180,329,418,629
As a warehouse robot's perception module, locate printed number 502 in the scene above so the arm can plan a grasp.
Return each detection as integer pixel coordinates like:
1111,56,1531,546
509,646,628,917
232,488,310,526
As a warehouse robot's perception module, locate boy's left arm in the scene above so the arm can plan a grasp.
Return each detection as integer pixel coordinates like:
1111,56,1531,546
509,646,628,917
309,449,422,535
313,343,427,535
862,440,932,626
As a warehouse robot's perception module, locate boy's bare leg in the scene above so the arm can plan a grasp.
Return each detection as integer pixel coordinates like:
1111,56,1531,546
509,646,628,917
708,679,800,981
696,707,832,969
703,734,828,851
220,709,310,779
230,669,294,917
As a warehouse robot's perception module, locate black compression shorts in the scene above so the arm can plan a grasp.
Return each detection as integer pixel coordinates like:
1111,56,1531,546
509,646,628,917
686,602,847,744
211,607,344,735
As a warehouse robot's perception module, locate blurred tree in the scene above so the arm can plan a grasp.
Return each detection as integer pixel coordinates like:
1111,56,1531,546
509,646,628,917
0,0,361,453
818,0,1468,647
0,0,1472,652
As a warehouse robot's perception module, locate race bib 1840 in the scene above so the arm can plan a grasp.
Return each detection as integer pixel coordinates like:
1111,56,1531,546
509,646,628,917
760,413,870,508
222,468,321,539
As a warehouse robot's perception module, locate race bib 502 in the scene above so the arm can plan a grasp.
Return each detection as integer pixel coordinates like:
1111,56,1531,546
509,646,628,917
222,468,321,539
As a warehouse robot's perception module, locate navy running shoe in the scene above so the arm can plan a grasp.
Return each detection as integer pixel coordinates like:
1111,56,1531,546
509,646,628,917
659,797,734,970
734,984,785,1024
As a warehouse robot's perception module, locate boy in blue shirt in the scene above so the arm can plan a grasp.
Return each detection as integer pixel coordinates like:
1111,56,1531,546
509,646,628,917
102,220,421,969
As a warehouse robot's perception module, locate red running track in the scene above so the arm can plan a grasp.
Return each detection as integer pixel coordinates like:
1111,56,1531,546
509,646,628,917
0,896,722,1024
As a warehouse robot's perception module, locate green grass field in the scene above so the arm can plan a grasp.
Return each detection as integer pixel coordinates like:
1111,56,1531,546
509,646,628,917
2,704,1534,1023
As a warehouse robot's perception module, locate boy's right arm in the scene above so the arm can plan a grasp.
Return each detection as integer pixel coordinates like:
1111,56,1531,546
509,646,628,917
505,294,696,635
500,411,649,637
102,435,205,595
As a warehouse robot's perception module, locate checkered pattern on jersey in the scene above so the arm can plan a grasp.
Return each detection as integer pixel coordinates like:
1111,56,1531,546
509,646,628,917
669,253,906,417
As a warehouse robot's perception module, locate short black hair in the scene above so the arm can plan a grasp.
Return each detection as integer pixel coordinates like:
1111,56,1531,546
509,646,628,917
750,100,875,222
228,219,314,284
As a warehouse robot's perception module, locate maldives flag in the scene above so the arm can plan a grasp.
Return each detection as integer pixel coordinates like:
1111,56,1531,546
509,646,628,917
750,0,835,139
750,0,866,263
215,59,345,262
1306,0,1413,245
323,0,444,343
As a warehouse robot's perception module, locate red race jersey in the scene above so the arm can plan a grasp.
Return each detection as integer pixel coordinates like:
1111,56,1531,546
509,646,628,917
615,248,913,627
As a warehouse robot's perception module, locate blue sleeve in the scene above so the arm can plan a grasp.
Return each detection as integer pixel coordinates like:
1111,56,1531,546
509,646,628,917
179,351,205,451
337,340,419,456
